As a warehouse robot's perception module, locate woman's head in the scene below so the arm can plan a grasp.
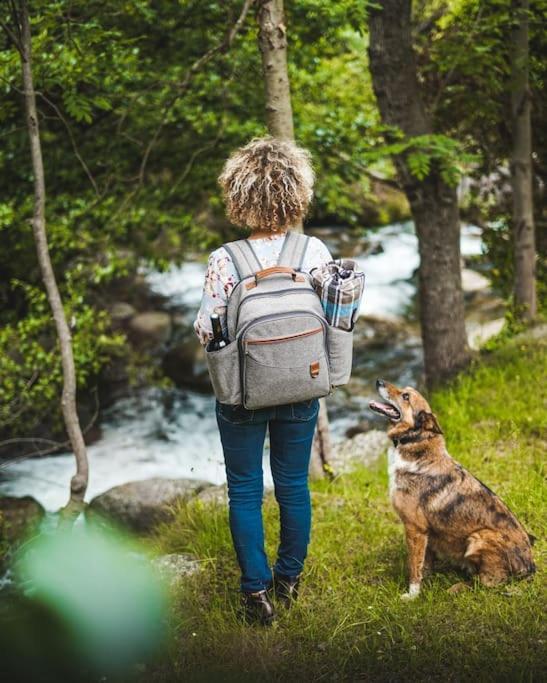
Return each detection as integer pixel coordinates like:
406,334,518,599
218,136,314,232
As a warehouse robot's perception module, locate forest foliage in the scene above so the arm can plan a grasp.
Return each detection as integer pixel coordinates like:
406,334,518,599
0,0,545,442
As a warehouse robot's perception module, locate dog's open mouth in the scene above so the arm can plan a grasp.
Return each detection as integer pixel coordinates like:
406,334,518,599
369,400,401,421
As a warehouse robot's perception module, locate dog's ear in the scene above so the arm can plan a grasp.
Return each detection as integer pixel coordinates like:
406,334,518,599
415,410,443,435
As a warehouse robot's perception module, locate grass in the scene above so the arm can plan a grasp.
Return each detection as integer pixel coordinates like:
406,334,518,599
149,335,546,682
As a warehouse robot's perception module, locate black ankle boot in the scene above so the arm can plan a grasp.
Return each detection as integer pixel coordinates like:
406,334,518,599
240,589,276,626
273,574,300,608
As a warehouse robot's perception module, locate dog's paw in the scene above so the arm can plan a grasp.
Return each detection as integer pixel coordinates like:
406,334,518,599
401,583,420,601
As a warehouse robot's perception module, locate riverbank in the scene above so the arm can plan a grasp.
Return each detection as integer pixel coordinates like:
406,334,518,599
147,331,546,682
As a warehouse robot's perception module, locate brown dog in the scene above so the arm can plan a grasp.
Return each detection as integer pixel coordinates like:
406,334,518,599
370,380,535,599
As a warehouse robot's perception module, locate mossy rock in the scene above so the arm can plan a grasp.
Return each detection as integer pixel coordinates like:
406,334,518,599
0,495,45,545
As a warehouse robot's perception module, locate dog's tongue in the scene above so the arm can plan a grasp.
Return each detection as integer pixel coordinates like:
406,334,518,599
369,400,399,418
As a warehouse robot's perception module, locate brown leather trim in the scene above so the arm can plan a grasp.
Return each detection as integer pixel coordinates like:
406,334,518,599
246,326,322,345
255,266,297,282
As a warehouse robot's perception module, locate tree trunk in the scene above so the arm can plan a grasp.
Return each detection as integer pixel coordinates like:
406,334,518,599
256,0,301,241
368,0,469,388
310,400,335,480
510,0,537,320
257,0,332,475
257,0,295,143
19,0,89,522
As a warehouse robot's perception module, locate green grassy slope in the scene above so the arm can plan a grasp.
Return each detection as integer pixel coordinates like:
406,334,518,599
151,335,546,682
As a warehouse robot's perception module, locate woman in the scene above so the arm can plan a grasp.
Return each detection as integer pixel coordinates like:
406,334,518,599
194,137,332,625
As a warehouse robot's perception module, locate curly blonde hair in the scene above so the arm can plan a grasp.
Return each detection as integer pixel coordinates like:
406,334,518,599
218,137,314,232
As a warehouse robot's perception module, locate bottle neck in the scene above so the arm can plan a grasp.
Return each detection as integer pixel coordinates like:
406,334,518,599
211,316,223,340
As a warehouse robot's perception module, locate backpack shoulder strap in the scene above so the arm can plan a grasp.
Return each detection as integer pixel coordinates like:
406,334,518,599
277,230,310,270
223,239,263,280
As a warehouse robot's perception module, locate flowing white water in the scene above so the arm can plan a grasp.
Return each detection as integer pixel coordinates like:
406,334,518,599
0,223,487,511
146,222,483,319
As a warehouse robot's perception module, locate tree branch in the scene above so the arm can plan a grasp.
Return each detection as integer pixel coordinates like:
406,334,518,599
0,389,99,467
0,0,24,56
137,0,254,185
36,91,100,196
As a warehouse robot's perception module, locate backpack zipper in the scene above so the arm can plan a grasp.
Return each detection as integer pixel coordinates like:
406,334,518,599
246,326,323,345
235,286,317,329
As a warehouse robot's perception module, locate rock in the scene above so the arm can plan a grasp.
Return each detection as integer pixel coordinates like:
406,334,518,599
162,337,210,391
514,322,547,343
331,430,390,473
466,318,505,350
98,356,131,408
345,420,372,439
193,484,228,506
152,553,202,586
462,268,490,293
355,316,409,349
87,477,212,533
128,312,172,348
0,496,45,543
109,301,137,324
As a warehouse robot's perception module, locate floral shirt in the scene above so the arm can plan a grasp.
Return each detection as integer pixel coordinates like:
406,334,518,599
194,232,332,345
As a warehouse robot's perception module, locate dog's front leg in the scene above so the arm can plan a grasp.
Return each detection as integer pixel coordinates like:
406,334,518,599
402,525,428,600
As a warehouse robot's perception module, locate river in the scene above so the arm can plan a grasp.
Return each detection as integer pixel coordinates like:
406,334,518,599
0,222,499,510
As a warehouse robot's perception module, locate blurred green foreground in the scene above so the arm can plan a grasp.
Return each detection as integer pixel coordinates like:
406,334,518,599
0,524,168,682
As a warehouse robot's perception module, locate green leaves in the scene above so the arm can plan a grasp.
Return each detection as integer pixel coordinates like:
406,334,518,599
63,91,94,123
365,133,478,186
0,273,126,440
407,151,431,181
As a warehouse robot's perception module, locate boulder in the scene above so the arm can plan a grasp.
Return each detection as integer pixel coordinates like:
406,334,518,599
193,484,228,506
0,496,45,543
467,318,505,350
462,268,490,294
152,553,202,586
109,301,137,325
344,420,372,439
128,312,172,348
162,337,210,391
87,477,212,533
331,430,390,473
98,356,131,408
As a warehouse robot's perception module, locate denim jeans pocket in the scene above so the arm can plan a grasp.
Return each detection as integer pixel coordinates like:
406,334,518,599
216,401,255,425
290,398,320,422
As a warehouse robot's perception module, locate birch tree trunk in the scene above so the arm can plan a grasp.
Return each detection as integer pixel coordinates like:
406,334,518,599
18,0,89,522
257,0,332,476
257,0,295,143
510,0,537,320
368,0,470,388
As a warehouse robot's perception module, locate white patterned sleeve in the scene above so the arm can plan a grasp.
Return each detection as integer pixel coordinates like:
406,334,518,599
303,236,333,273
193,248,238,346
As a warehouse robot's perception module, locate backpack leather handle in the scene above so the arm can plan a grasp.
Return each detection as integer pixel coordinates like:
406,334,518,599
256,266,297,282
246,266,304,290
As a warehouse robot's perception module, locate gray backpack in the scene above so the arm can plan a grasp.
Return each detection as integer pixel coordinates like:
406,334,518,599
206,231,353,409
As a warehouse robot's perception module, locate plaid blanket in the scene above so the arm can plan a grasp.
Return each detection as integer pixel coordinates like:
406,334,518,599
311,259,365,330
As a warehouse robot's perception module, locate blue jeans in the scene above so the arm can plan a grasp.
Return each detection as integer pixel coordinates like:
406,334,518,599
216,399,319,593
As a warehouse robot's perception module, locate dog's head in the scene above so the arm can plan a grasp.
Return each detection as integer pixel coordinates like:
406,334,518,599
369,379,443,436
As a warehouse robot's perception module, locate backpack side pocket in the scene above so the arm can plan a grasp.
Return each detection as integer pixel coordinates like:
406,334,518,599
327,325,353,386
206,342,241,405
